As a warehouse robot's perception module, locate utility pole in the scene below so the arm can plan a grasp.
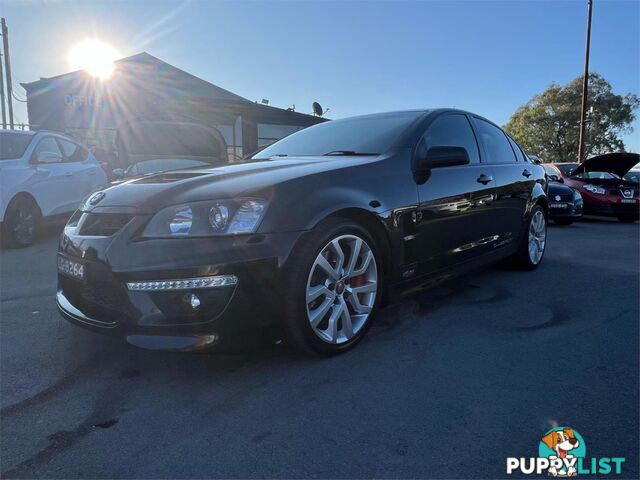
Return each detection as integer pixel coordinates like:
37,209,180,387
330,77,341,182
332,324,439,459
0,39,6,129
1,18,14,129
577,0,593,164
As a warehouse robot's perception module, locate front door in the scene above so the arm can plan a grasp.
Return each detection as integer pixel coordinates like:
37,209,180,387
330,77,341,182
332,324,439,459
413,113,499,275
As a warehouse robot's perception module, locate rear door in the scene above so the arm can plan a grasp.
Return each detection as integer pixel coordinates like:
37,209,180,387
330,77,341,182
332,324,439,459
472,117,532,249
414,113,498,274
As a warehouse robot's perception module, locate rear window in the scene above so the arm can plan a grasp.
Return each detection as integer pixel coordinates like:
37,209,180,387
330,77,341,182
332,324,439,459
0,133,33,160
556,163,579,176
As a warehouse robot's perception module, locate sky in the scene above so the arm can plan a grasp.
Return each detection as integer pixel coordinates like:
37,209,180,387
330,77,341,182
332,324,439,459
2,0,639,151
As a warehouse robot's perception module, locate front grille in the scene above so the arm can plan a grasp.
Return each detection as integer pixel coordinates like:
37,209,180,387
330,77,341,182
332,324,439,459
615,188,636,199
78,213,135,236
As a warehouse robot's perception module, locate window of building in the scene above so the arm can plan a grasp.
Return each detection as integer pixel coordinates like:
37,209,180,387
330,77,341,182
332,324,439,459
257,124,303,148
474,118,517,164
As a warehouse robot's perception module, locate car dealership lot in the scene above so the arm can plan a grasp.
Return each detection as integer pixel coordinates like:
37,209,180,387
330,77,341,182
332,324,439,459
1,220,638,479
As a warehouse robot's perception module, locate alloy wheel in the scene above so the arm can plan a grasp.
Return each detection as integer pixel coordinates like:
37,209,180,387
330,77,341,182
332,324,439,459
528,210,546,265
13,206,36,245
305,234,378,344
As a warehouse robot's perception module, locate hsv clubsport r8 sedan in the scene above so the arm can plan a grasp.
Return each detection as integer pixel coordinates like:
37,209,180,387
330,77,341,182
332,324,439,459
56,110,548,355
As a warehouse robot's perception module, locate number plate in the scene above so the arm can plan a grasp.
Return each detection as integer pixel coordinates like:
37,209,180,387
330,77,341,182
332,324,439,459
58,255,85,280
621,199,637,204
550,203,568,208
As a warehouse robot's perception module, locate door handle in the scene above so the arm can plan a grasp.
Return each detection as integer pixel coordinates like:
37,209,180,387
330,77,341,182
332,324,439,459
522,169,532,178
64,172,73,176
476,174,493,185
88,168,96,175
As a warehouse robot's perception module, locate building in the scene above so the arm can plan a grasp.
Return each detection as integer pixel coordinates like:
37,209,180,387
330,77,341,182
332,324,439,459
21,52,325,160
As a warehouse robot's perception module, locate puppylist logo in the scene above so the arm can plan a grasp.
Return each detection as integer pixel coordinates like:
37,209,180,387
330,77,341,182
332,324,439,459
506,427,625,476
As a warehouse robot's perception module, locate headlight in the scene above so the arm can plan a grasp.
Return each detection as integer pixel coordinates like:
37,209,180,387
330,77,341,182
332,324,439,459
572,189,583,202
143,199,268,237
583,184,606,195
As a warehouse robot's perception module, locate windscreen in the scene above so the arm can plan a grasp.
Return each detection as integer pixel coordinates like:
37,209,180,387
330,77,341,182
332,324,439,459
0,133,33,160
253,111,424,159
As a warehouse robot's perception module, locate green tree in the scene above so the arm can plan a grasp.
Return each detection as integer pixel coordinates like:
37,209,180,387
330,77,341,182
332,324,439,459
504,73,639,163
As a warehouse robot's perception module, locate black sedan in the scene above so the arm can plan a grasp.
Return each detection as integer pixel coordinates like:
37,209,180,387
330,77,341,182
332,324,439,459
56,109,547,355
543,164,583,225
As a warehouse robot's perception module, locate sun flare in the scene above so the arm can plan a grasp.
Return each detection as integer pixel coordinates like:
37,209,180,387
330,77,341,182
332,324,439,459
68,39,120,79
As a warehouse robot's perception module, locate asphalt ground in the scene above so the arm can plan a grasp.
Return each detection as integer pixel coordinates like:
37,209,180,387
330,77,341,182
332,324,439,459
1,218,638,479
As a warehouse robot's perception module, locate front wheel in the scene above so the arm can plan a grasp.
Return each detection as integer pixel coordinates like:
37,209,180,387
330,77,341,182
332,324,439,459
617,215,638,223
510,205,547,270
282,219,382,356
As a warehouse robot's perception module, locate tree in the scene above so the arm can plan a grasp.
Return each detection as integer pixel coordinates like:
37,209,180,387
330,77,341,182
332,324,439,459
504,73,639,163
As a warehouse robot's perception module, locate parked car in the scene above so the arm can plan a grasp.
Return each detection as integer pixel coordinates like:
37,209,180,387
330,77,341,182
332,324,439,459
624,167,640,184
111,121,228,182
1,130,108,247
56,109,547,355
562,153,639,222
542,164,583,225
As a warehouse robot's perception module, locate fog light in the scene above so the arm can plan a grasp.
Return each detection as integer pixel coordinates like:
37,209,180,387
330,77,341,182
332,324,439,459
126,275,238,291
184,293,201,310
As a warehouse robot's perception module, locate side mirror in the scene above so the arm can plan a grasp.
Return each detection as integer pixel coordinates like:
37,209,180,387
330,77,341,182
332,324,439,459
36,151,62,164
418,146,470,170
112,168,125,178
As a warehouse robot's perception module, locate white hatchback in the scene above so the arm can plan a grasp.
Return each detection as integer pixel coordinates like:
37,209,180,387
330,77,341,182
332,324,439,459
0,130,108,247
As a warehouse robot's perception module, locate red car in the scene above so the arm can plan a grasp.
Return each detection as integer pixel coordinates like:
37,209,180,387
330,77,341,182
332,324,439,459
553,153,639,223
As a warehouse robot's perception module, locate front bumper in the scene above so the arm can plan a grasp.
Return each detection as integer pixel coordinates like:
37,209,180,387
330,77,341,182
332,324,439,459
583,201,639,218
548,200,583,219
56,218,305,350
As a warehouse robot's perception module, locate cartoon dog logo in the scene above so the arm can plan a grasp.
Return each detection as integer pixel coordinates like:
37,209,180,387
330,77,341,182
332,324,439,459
540,428,583,477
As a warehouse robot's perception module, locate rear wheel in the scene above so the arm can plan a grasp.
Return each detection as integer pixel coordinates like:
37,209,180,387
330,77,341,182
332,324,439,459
510,205,547,270
2,196,41,248
282,219,382,356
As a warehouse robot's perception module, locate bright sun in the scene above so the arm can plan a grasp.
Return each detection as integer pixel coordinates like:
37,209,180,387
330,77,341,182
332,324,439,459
68,39,120,79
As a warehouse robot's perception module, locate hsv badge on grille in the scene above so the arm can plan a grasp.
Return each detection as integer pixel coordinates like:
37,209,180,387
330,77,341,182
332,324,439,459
623,189,632,198
88,191,106,205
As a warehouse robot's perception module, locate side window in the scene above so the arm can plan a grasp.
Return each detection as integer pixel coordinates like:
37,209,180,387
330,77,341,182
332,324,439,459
32,137,62,163
507,136,527,162
57,139,88,162
418,114,480,164
474,118,517,164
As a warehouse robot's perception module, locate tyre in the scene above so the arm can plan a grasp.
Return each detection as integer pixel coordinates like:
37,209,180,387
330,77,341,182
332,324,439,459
617,215,638,223
510,205,547,270
282,218,382,356
1,196,41,248
554,218,573,226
